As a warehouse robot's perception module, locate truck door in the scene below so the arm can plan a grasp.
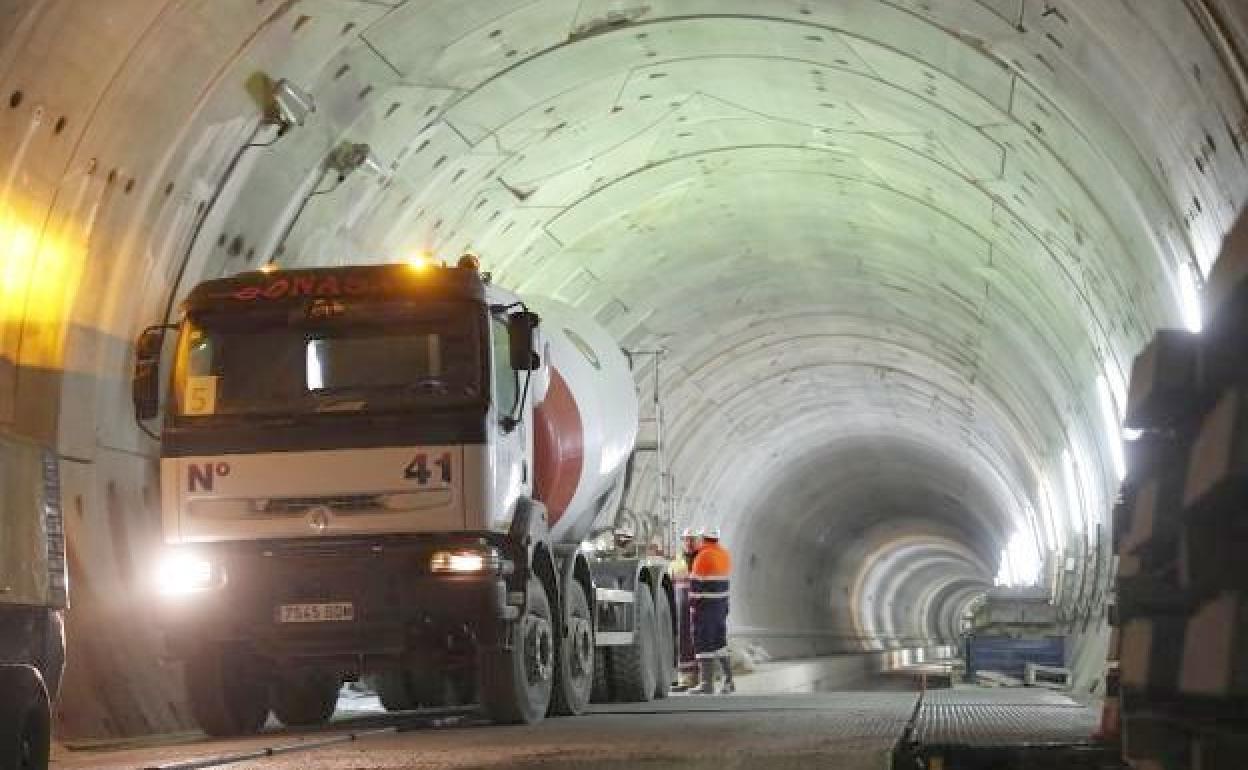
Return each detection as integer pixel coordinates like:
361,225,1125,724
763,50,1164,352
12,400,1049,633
490,316,529,522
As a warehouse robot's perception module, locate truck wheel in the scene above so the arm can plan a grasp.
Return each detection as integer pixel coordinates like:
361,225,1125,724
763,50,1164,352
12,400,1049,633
271,670,339,727
652,586,674,699
2,699,49,770
479,577,554,724
608,585,657,702
185,648,269,737
0,665,50,770
550,580,593,716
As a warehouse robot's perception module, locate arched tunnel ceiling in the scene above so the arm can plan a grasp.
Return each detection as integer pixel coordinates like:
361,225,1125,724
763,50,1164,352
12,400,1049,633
1,0,1247,733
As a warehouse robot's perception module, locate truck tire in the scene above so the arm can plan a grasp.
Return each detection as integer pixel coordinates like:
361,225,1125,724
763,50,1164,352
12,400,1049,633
550,580,593,716
0,666,50,770
36,611,65,704
479,577,555,724
15,705,49,770
652,586,674,699
185,648,270,737
608,585,657,702
271,670,339,728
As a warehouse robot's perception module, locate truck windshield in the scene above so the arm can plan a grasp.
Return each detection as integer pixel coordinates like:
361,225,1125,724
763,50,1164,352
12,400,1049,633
171,302,483,418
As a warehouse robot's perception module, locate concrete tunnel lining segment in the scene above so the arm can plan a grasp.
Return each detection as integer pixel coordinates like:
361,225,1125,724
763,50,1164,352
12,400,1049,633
0,0,1244,737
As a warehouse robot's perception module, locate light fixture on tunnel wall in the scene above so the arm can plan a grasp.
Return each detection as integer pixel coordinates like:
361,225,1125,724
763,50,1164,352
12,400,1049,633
139,76,319,442
325,141,382,177
268,78,316,132
1095,374,1127,481
994,530,1042,588
156,76,315,329
1032,495,1058,554
1059,448,1085,536
268,141,387,264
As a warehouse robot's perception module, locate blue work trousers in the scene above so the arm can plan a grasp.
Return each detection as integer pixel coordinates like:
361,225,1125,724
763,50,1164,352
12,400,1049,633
692,597,729,658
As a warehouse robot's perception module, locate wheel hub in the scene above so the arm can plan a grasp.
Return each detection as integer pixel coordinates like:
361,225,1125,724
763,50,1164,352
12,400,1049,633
525,615,554,684
568,616,593,678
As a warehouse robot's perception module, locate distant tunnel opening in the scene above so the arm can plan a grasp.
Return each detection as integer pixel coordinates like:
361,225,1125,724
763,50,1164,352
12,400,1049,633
724,435,1003,658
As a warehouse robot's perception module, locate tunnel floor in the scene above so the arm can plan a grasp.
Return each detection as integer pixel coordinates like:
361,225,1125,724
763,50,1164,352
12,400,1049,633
52,681,1103,770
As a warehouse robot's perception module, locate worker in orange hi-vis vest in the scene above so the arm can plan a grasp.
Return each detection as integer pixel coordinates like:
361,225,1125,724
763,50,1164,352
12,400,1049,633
689,527,733,694
668,528,702,691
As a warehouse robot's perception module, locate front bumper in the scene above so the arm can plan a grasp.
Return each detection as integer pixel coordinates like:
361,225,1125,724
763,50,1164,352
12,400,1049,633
157,534,516,665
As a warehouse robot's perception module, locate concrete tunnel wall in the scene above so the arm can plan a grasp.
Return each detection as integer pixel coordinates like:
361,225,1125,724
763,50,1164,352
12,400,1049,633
0,0,1245,738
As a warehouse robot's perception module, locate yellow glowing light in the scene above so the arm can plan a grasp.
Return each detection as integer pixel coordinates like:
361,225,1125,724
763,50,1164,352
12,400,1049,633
406,250,435,272
0,200,87,370
258,263,279,274
0,214,41,309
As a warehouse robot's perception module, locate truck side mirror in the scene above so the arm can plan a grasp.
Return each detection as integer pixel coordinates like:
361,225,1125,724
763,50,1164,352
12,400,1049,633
507,311,541,371
133,327,166,421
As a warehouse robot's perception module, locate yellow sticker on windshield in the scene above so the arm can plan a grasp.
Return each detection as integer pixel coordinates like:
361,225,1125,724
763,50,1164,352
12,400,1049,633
184,375,219,416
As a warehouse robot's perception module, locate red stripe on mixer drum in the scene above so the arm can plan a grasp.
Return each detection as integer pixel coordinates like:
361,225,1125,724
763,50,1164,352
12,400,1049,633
533,367,584,525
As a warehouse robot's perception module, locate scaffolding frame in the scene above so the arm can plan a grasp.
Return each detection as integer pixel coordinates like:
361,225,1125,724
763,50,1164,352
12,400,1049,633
623,348,673,556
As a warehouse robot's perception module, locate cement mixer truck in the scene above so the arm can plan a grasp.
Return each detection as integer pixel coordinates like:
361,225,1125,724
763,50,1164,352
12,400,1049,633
132,258,675,735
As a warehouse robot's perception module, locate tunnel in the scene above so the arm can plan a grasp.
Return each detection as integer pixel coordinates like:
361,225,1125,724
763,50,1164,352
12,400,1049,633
0,0,1245,740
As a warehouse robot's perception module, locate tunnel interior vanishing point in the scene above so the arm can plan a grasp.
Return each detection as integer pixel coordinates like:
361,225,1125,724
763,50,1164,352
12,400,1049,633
1,0,1246,738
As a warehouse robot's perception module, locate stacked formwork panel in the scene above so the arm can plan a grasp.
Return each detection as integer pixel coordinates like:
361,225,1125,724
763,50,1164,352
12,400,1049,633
1115,217,1248,769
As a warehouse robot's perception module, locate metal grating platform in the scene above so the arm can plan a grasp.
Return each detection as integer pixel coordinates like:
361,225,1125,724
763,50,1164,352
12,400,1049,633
595,692,920,742
912,688,1100,747
921,688,1085,707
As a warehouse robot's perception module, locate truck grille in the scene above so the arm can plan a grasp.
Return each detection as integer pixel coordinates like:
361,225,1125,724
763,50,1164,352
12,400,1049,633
260,495,385,516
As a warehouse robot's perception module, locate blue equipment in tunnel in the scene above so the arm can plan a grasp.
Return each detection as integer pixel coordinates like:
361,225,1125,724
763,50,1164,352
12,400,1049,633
965,635,1066,680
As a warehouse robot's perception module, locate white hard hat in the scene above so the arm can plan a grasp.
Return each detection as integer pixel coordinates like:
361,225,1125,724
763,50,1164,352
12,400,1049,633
681,527,700,539
615,523,635,540
702,527,721,541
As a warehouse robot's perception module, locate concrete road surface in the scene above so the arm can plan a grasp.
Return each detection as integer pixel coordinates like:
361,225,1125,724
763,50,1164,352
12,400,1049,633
54,693,917,770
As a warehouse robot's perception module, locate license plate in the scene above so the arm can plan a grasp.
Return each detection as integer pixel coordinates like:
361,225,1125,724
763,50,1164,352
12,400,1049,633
277,602,354,623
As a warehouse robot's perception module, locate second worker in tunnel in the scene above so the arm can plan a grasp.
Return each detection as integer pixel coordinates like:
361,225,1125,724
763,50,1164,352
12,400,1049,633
689,528,734,694
669,528,703,690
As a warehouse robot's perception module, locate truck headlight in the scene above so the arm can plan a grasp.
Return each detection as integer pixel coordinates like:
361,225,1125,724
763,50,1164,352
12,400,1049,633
430,547,500,574
156,551,225,596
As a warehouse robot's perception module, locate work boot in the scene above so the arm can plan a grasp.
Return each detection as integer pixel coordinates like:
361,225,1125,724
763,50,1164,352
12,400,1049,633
719,656,735,694
691,660,716,694
672,673,693,692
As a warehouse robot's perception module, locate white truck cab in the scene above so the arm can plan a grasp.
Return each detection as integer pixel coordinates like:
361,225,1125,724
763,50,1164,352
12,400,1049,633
134,258,673,734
